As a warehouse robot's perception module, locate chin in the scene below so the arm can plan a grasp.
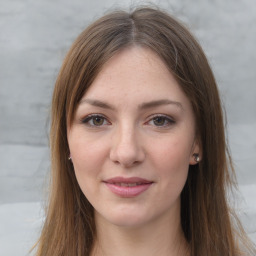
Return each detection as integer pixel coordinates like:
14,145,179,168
97,209,150,229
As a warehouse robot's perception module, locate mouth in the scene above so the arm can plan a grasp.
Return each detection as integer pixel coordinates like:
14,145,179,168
110,182,149,187
103,177,153,197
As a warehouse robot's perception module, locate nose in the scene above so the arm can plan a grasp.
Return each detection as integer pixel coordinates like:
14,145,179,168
109,124,145,168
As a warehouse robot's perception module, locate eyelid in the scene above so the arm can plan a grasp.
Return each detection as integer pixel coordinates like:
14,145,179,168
80,114,111,126
79,113,175,127
145,114,175,127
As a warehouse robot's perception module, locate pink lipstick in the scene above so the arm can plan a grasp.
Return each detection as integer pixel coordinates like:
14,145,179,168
103,177,153,198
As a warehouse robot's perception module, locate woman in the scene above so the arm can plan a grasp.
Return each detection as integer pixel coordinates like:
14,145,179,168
34,6,255,256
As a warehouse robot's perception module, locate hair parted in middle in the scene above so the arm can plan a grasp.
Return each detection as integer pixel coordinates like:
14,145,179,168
34,6,253,256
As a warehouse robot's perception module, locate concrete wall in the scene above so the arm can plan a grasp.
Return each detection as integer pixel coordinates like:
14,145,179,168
0,0,255,203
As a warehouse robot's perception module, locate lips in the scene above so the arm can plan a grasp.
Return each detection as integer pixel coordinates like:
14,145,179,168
103,177,153,197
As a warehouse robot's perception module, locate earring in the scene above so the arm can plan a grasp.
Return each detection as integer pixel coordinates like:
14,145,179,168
68,155,72,161
193,153,200,163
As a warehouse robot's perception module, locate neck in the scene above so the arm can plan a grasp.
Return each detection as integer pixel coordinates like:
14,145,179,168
91,211,189,256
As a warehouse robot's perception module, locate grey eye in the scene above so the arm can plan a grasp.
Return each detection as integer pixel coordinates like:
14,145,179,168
92,116,105,126
153,116,167,126
146,115,175,128
82,115,109,126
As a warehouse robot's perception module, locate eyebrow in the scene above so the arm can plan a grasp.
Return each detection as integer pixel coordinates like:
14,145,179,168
139,99,183,111
80,99,115,110
80,98,183,111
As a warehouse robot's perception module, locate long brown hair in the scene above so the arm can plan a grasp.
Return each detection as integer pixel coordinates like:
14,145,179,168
34,6,255,256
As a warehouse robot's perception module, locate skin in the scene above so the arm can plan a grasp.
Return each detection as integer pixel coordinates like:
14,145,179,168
68,47,199,256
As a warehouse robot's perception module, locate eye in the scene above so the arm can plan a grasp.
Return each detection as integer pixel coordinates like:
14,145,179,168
147,115,175,127
81,114,110,127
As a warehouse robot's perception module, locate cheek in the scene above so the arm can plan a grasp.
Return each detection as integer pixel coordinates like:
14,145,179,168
149,136,192,180
68,131,110,182
69,142,108,198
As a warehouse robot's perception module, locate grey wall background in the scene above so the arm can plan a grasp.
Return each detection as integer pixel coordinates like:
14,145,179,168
0,0,256,254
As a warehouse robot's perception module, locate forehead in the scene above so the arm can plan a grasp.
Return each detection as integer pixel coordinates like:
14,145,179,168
82,46,191,109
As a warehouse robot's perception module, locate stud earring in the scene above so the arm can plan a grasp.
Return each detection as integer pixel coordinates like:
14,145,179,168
68,155,72,161
193,153,200,163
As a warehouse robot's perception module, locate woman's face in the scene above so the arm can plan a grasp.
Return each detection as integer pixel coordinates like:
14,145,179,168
68,47,199,228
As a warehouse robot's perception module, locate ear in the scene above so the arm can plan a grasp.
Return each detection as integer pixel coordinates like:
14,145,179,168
189,139,201,165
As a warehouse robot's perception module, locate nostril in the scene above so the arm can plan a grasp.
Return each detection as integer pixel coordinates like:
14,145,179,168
110,149,144,167
109,130,145,166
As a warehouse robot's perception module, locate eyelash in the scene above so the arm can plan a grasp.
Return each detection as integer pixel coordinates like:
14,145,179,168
81,114,110,127
80,114,175,128
146,114,175,127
